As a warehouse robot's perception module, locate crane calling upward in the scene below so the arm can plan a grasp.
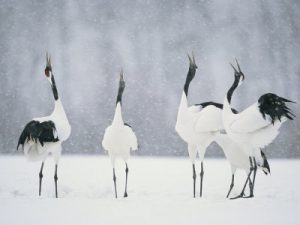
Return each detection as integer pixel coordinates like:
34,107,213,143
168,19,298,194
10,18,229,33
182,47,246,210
102,70,138,198
175,54,238,197
17,54,71,198
222,59,295,199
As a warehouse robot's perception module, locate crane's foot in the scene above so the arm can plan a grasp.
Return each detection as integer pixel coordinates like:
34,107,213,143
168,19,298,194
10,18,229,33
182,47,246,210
242,193,254,198
124,192,128,198
230,194,243,200
230,192,245,200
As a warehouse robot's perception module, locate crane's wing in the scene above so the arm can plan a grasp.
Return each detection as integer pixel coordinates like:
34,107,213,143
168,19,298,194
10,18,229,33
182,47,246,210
194,105,224,132
17,120,59,150
229,103,272,133
124,124,138,151
197,102,238,114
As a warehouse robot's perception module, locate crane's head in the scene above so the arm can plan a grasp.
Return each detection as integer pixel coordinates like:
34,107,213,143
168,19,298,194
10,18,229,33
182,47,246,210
119,69,125,91
45,53,53,80
183,52,198,96
230,59,245,86
187,52,197,77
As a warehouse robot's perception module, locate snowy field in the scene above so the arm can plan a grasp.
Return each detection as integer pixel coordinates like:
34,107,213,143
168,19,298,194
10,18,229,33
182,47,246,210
0,156,299,225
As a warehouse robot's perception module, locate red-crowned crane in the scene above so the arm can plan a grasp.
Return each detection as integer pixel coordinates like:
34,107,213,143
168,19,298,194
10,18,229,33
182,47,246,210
17,54,71,198
175,54,231,197
222,60,295,199
102,70,138,198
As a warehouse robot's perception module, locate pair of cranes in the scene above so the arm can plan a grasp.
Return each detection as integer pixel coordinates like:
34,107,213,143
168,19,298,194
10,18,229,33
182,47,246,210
175,53,294,199
17,54,137,198
17,53,294,199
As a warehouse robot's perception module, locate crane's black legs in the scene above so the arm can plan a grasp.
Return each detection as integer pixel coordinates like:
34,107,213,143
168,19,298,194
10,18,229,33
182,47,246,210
192,164,196,198
54,164,58,198
200,162,204,197
39,162,44,196
244,157,257,198
226,174,235,198
124,163,129,198
243,178,254,199
113,168,117,198
231,157,254,200
251,157,257,194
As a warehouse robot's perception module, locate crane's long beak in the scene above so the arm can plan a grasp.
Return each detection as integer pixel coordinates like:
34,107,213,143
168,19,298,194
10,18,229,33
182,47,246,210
187,52,197,68
187,53,192,64
235,58,241,72
120,69,124,81
230,63,237,73
46,52,52,69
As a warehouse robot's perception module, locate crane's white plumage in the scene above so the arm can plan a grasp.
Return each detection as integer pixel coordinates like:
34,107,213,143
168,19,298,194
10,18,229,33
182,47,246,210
26,99,71,161
102,71,137,198
102,103,138,166
194,105,224,133
215,133,270,198
229,103,271,133
176,93,221,162
223,100,284,154
215,133,269,174
215,134,250,174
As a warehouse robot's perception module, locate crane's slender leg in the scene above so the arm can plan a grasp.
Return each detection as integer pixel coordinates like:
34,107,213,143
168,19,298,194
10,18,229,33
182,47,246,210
251,157,257,194
226,174,235,198
113,168,117,198
249,177,253,190
243,158,256,198
231,157,254,200
124,163,129,198
192,163,196,198
200,161,204,197
39,162,44,196
54,164,58,198
242,178,254,199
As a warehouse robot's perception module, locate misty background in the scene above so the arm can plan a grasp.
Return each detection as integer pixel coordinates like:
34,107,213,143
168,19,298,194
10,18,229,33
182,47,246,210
0,0,299,157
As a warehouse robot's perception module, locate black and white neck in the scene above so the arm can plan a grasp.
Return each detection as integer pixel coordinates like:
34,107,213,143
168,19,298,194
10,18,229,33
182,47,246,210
184,54,197,97
50,74,59,101
226,60,245,104
45,54,59,101
116,71,125,105
227,73,240,104
112,71,125,126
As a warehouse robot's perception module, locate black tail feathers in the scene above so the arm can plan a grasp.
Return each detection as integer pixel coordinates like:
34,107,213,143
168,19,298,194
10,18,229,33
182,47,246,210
17,120,59,150
258,93,296,124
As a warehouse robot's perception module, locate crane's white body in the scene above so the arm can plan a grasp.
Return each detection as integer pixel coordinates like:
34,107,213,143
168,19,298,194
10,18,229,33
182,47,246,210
102,103,138,167
175,93,223,162
214,133,268,174
222,98,284,158
24,99,71,163
175,92,264,175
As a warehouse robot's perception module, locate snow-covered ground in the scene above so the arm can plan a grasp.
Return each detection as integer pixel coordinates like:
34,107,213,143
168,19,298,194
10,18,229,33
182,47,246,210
0,156,299,225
